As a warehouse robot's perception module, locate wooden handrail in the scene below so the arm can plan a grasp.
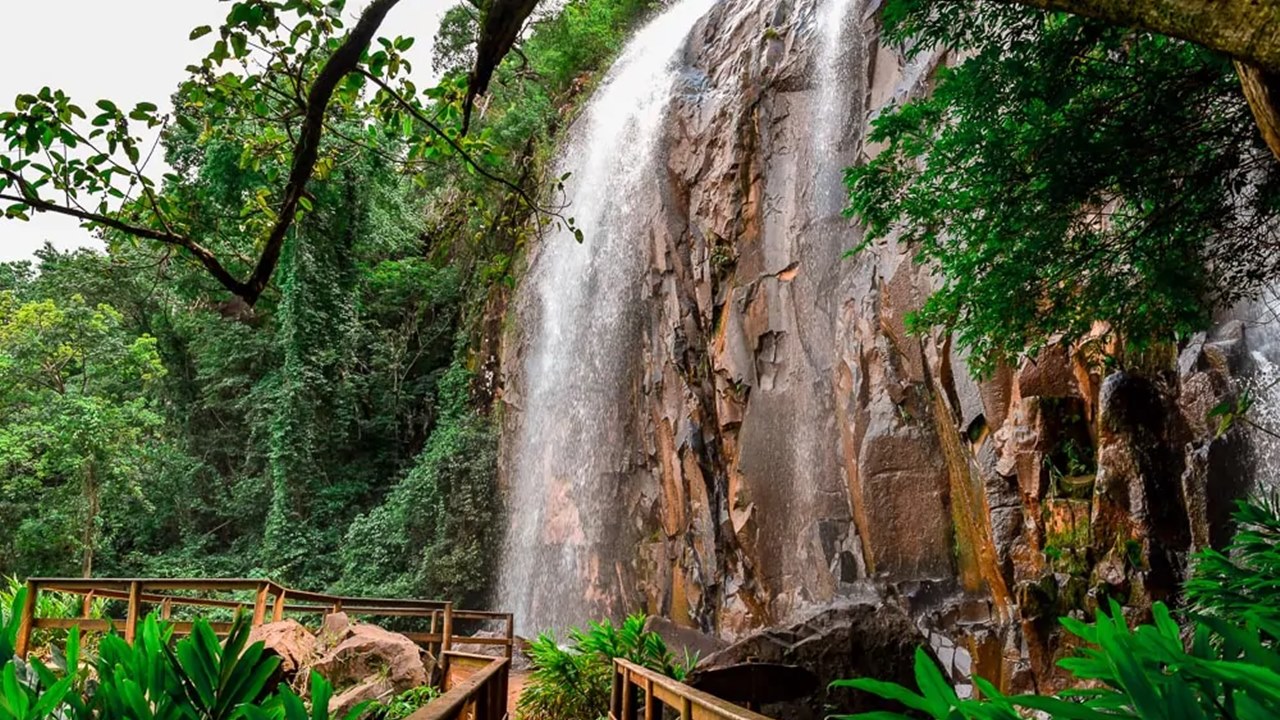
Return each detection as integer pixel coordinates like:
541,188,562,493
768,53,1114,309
13,577,511,663
407,653,510,720
610,658,775,720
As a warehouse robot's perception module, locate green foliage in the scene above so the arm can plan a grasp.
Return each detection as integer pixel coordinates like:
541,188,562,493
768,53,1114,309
0,0,660,603
338,362,499,606
369,685,439,720
849,1,1280,375
837,600,1280,720
517,614,693,720
1187,494,1280,626
0,611,369,720
0,293,166,577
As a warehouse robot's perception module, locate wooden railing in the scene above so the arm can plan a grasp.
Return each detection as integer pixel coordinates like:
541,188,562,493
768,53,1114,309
13,578,514,665
610,658,774,720
408,651,510,720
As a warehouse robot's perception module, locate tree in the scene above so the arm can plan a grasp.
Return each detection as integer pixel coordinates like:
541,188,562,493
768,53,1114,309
0,292,166,577
0,0,554,306
968,0,1280,159
851,2,1280,374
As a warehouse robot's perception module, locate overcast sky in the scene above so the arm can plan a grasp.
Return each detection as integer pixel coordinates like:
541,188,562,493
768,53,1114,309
0,0,455,262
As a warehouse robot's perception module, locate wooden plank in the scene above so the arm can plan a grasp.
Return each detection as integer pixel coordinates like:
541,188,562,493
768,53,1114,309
33,618,114,632
167,621,235,636
124,581,141,645
621,667,633,720
14,580,37,659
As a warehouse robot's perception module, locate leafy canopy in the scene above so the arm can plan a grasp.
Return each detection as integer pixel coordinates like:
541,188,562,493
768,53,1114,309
850,1,1280,374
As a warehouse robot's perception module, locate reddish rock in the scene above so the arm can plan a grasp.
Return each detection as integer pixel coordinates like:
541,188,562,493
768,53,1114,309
311,621,432,699
247,620,317,678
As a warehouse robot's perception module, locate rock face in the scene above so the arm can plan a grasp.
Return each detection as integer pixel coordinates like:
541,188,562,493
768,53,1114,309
497,0,1255,693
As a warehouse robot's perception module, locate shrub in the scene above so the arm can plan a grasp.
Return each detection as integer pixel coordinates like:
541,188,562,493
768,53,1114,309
837,599,1280,720
517,614,694,720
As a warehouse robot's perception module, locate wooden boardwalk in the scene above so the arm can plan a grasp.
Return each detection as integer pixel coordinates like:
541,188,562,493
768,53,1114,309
13,577,776,720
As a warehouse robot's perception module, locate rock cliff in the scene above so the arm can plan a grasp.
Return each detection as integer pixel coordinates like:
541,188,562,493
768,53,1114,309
499,0,1253,692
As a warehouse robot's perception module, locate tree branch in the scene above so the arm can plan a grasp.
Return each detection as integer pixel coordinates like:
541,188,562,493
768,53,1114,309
238,0,405,305
986,0,1280,74
360,69,560,218
0,169,249,297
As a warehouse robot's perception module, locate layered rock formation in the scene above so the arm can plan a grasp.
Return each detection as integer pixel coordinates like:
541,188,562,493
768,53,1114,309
498,0,1253,692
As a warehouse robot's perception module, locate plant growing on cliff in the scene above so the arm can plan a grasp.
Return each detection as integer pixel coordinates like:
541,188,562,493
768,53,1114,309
849,1,1280,375
517,614,693,720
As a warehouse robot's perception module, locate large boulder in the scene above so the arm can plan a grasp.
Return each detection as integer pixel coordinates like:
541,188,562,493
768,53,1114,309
309,614,434,715
247,620,317,680
688,603,926,719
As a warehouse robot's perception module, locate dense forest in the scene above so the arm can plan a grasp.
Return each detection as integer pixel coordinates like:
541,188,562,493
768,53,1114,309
0,0,654,604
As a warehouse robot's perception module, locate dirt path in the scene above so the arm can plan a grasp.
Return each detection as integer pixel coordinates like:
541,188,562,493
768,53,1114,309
508,669,530,714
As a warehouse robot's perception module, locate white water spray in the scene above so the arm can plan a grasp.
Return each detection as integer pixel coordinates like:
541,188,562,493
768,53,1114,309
497,0,717,636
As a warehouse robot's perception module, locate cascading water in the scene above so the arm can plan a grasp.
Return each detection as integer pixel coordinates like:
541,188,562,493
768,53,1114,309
1235,291,1280,491
497,0,717,636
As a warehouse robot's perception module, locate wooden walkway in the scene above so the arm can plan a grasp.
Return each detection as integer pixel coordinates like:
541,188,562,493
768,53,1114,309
13,577,776,720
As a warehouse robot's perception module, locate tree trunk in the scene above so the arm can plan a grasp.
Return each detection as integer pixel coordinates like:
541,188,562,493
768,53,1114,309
82,461,98,578
1237,61,1280,161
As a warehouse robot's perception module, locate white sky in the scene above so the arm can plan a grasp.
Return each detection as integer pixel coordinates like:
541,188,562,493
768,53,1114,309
0,0,455,262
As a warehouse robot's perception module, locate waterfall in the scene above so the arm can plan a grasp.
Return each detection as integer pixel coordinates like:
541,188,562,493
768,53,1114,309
497,0,717,636
1238,291,1280,491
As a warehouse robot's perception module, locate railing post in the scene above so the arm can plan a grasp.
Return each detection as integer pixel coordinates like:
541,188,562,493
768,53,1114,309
14,580,37,659
621,666,633,720
124,581,142,645
441,602,454,653
272,589,286,623
644,677,655,720
498,660,510,719
160,598,172,621
429,609,439,657
680,697,693,720
504,613,514,661
252,582,269,627
611,661,622,720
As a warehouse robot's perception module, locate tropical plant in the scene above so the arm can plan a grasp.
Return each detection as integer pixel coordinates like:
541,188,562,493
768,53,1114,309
0,609,373,720
1186,493,1280,626
836,599,1280,720
517,614,694,720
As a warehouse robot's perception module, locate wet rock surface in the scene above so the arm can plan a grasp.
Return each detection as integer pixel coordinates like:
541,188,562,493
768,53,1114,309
496,0,1255,693
689,603,924,719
